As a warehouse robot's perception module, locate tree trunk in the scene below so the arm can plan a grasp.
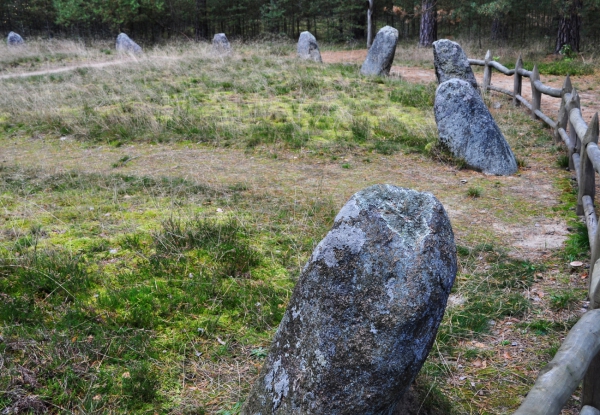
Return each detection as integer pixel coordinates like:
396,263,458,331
419,0,437,47
555,0,582,54
491,15,508,41
195,0,200,41
366,0,374,48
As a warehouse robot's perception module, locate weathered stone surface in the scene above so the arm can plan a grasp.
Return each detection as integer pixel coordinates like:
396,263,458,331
7,31,24,47
434,78,518,175
360,26,398,76
212,33,231,54
115,33,142,54
297,31,322,63
432,39,477,89
242,184,457,415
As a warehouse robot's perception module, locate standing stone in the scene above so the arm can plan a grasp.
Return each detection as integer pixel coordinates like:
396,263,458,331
297,31,322,63
115,33,142,54
432,39,477,89
434,78,518,175
242,184,457,415
7,32,24,47
212,33,231,54
360,26,398,76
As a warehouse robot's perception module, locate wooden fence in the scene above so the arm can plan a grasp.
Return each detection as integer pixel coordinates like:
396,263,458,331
468,51,600,415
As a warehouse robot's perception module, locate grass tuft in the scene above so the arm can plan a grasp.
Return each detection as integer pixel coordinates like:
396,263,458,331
467,187,482,198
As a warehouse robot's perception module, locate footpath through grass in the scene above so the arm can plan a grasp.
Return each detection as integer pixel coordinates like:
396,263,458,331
0,41,592,414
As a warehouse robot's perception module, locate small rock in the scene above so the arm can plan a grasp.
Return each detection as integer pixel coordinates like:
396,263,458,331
297,31,322,63
115,33,142,54
360,26,398,76
212,33,231,54
493,102,502,109
7,31,24,47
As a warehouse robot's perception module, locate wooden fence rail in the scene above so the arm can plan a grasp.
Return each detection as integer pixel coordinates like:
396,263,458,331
468,52,600,415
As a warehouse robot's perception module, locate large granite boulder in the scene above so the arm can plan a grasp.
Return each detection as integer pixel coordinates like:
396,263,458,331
434,79,518,175
432,39,477,89
297,31,322,63
115,33,142,54
7,32,24,47
242,184,457,415
212,33,231,54
360,26,398,76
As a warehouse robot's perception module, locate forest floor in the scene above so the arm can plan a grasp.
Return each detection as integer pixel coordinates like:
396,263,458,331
0,41,596,414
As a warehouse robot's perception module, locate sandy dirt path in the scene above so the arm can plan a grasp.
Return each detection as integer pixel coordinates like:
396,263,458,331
0,56,179,80
0,59,134,80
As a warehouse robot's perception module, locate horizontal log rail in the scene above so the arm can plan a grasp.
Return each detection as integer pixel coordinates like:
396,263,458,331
515,94,532,111
468,50,600,415
512,309,600,415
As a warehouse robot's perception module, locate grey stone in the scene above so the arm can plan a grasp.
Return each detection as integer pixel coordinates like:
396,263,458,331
115,33,142,54
297,31,322,63
432,39,477,89
212,33,231,54
360,26,398,76
434,78,518,175
7,31,24,47
242,184,457,415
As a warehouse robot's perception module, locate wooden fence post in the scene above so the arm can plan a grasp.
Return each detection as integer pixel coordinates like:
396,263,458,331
513,54,522,107
530,65,541,120
483,50,492,94
583,353,600,415
569,89,582,174
577,110,596,217
586,115,600,271
556,75,572,145
584,194,600,407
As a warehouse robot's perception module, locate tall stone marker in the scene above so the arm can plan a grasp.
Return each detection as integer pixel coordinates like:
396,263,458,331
360,26,398,76
432,39,477,89
7,31,24,47
297,31,322,63
115,33,142,54
435,78,518,175
212,33,231,54
242,184,457,415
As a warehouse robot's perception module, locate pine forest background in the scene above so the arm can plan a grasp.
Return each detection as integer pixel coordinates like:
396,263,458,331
2,0,600,53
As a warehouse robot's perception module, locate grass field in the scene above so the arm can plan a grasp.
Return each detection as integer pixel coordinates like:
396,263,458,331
0,39,593,414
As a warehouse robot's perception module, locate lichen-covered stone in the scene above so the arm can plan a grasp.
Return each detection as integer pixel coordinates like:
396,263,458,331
7,32,24,47
115,33,142,54
297,31,322,63
212,33,231,54
434,78,518,175
242,184,457,415
360,26,398,76
432,39,477,89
